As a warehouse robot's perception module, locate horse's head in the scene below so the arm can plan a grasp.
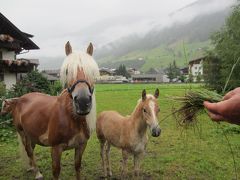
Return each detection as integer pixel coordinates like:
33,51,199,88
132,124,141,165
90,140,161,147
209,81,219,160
140,89,161,137
60,41,99,116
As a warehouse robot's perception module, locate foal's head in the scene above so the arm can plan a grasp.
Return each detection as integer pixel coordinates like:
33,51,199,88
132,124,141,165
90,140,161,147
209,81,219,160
60,42,99,116
140,89,161,137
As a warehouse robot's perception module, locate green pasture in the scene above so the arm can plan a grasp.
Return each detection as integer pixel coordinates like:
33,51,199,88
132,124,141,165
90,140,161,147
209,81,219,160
0,84,240,179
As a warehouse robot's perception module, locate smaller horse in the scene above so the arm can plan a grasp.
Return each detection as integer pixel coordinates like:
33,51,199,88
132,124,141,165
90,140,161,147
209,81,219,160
96,89,161,178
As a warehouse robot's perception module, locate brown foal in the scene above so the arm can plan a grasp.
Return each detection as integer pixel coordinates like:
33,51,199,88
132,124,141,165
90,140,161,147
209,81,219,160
96,89,161,178
1,42,99,180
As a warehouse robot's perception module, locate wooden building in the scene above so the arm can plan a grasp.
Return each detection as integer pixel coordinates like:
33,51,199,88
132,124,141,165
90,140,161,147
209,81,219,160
0,13,39,89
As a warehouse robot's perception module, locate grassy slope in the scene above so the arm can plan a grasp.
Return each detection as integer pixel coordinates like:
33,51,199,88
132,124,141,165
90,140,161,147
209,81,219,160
99,40,211,72
0,84,240,179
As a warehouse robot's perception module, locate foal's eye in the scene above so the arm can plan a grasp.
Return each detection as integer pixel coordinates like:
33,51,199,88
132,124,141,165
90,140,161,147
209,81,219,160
143,108,147,113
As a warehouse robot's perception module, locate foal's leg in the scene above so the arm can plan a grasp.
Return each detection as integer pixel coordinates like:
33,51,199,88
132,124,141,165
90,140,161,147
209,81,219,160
100,141,107,177
75,142,87,180
121,150,129,178
51,146,63,180
133,153,142,177
106,142,112,177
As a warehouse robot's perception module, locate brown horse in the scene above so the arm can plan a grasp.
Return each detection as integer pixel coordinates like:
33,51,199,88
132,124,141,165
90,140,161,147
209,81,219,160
1,42,99,180
96,89,161,178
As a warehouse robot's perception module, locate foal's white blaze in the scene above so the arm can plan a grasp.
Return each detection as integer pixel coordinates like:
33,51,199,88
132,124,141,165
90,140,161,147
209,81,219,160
149,99,159,129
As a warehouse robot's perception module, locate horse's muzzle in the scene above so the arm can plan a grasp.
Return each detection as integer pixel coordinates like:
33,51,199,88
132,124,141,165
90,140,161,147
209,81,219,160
151,127,161,137
74,96,92,116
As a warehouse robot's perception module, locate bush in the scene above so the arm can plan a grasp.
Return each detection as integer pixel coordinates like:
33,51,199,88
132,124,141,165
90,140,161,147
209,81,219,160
50,80,63,95
9,70,51,97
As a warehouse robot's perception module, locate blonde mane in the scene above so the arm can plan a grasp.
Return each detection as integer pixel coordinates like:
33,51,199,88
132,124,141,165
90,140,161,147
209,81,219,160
60,51,100,86
60,50,100,134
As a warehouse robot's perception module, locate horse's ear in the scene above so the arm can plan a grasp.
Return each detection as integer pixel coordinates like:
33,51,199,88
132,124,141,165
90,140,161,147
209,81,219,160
154,88,159,99
65,41,72,56
142,89,146,101
87,42,93,56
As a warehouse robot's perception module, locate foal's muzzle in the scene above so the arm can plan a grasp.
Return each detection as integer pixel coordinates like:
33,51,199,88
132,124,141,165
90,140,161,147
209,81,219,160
151,126,161,137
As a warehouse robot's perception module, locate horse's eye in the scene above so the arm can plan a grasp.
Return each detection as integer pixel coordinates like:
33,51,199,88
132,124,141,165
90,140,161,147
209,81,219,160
143,108,147,113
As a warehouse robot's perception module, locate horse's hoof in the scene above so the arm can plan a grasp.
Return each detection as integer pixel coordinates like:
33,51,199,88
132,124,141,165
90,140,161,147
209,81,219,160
35,172,43,180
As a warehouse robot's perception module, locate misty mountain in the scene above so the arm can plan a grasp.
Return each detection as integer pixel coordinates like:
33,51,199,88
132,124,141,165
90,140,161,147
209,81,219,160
95,5,232,61
38,0,235,70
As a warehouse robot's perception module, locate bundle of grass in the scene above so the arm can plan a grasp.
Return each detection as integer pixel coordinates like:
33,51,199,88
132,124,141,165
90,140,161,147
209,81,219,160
172,90,223,126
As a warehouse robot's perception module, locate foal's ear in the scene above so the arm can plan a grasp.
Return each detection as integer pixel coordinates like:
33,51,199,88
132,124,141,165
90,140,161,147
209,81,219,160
65,41,72,56
142,89,146,101
154,88,159,99
87,42,93,56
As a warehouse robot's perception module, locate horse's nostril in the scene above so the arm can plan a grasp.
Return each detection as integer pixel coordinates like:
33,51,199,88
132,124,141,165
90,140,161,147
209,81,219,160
74,96,78,102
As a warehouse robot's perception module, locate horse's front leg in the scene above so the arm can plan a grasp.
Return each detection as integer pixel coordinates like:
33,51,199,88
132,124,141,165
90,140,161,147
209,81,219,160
75,142,87,180
51,146,63,180
121,150,129,179
133,153,142,177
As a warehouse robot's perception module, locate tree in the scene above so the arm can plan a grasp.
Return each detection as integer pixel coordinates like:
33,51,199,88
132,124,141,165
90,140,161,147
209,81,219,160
166,60,180,82
115,64,130,78
166,63,174,82
10,71,51,97
205,4,240,91
203,52,222,91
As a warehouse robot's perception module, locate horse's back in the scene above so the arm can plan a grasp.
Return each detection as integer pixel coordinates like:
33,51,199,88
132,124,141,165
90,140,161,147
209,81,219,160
96,111,128,146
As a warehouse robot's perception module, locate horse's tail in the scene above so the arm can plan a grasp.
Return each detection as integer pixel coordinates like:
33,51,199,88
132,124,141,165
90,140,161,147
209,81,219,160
17,133,30,169
1,98,19,115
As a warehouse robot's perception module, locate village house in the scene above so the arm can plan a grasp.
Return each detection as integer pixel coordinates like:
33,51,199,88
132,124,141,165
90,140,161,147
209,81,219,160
127,68,140,75
98,67,129,83
41,69,60,84
0,13,39,89
188,57,206,82
131,68,169,83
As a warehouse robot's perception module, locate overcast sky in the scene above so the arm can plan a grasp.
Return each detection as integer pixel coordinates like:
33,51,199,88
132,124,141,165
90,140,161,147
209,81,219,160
1,0,235,59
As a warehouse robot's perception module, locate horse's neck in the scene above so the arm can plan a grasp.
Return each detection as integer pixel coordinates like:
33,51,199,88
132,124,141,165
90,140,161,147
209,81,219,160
130,103,147,137
58,90,84,121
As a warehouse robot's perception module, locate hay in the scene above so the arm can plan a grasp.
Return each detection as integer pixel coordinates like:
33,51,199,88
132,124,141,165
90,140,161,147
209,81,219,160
171,90,223,126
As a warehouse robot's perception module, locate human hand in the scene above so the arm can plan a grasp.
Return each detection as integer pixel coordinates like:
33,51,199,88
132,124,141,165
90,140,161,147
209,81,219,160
203,88,240,125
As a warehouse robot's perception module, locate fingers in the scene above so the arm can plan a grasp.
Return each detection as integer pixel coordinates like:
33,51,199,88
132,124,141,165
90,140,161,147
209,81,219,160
224,87,240,100
206,111,225,122
203,101,220,114
223,91,234,100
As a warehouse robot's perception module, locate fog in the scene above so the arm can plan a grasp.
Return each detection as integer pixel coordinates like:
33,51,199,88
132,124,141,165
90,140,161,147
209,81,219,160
1,0,236,59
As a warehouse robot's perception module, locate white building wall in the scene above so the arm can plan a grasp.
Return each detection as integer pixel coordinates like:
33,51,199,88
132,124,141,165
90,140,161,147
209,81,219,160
4,72,16,89
189,60,203,82
162,75,170,83
2,50,15,60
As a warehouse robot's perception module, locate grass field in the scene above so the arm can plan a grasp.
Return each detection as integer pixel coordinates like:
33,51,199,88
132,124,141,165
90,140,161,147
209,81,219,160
0,84,240,180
